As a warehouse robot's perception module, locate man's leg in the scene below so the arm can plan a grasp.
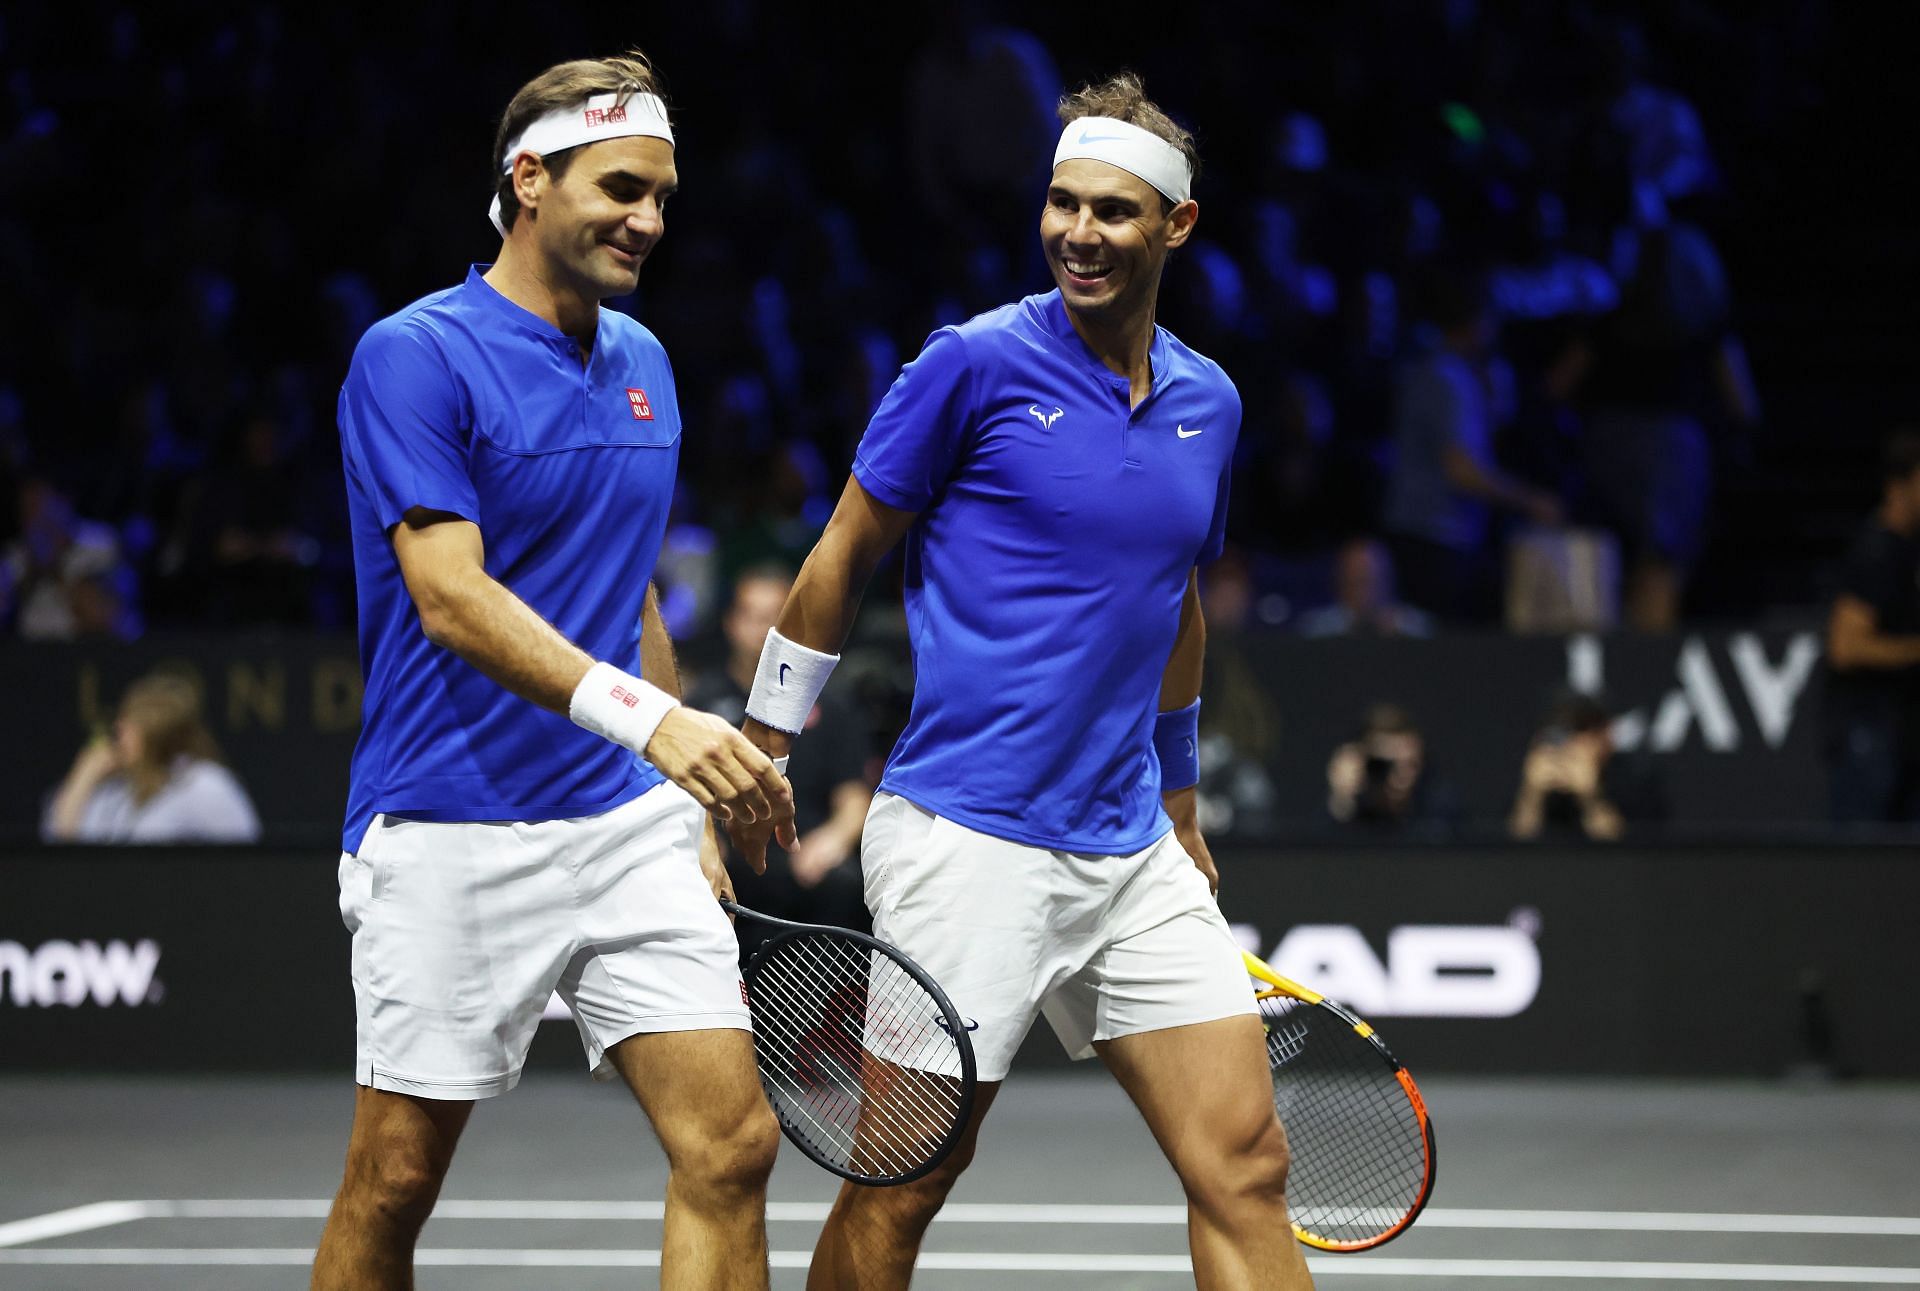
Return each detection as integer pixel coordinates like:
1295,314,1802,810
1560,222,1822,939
609,1028,780,1291
807,1080,1002,1291
1100,1016,1314,1291
311,1087,473,1291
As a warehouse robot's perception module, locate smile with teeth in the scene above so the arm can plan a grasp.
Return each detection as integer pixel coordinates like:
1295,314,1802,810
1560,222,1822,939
1064,259,1112,279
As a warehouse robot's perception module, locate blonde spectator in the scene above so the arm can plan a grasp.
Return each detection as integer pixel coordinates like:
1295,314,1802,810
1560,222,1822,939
44,673,260,843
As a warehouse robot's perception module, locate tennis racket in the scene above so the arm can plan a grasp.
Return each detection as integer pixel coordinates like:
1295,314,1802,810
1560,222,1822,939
1245,949,1436,1251
722,900,978,1186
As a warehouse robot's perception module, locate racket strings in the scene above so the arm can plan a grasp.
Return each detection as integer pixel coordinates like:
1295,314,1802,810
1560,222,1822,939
748,931,966,1181
1261,995,1429,1245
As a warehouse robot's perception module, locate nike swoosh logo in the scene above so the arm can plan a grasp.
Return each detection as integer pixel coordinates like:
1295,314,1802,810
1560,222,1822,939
1077,129,1130,145
1177,425,1204,439
778,663,791,684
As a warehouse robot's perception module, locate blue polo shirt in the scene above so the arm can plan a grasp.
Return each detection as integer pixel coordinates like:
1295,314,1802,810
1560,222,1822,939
336,266,674,853
853,291,1239,853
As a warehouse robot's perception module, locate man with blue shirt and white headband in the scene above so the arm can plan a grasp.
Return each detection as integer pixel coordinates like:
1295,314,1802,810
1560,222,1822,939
312,52,792,1291
735,74,1314,1290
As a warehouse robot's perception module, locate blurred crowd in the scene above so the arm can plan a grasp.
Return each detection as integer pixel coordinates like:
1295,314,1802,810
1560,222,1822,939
0,2,1844,645
14,4,1918,848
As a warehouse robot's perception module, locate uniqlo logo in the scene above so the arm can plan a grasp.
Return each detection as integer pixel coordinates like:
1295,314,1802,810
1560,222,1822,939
609,685,639,709
583,104,628,128
626,388,653,420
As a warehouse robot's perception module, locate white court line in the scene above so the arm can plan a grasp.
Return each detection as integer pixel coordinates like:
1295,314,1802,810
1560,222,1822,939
0,1201,155,1249
135,1199,1920,1236
2,1249,1920,1281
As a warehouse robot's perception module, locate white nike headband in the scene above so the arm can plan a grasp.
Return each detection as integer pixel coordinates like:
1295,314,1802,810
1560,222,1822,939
489,91,675,235
1052,116,1192,205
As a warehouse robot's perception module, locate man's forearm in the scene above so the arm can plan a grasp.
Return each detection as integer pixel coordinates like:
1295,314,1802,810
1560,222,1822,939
418,563,594,713
1159,570,1205,710
1831,629,1920,671
638,584,683,698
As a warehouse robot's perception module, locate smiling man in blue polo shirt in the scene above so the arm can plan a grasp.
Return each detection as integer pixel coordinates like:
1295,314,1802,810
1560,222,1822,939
736,74,1314,1291
312,52,792,1291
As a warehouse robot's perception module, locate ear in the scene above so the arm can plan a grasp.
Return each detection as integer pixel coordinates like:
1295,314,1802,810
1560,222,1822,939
510,152,547,223
1164,198,1200,250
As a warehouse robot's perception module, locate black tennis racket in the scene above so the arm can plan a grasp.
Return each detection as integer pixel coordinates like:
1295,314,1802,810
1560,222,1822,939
722,900,978,1186
1244,950,1437,1251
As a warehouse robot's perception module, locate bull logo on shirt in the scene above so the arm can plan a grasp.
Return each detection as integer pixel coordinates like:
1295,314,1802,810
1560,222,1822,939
1027,405,1065,429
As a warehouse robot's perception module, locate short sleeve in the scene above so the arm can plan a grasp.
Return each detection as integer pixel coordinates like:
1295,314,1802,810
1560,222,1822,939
851,328,976,513
338,322,479,530
1198,380,1242,565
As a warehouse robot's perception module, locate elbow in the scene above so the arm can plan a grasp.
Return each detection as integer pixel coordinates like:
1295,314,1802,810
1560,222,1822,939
413,592,461,651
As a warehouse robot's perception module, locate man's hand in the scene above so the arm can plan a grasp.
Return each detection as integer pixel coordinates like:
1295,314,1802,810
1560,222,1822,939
647,707,795,834
729,716,798,874
790,827,854,889
698,818,736,907
1164,785,1218,896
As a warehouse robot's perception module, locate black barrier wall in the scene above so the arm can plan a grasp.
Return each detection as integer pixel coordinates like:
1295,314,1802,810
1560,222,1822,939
3,843,1911,1078
0,627,1831,845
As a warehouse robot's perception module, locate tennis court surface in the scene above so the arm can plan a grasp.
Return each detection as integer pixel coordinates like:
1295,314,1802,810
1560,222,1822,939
5,1072,1917,1289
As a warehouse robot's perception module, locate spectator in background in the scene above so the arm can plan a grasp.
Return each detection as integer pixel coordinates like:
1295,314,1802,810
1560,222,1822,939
2,475,139,640
688,566,873,928
1295,537,1435,638
1548,188,1761,631
1325,703,1455,830
43,672,260,843
193,411,319,626
1382,265,1563,622
1509,691,1664,841
1824,430,1920,824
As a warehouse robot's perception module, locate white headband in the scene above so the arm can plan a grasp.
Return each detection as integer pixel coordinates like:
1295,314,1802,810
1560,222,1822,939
489,91,675,235
1052,116,1192,205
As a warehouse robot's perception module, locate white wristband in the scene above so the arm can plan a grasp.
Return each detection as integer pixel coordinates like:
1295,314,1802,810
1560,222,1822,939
772,755,790,776
569,661,678,756
745,628,840,735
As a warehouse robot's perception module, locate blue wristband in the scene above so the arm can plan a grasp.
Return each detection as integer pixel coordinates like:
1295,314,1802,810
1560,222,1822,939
1153,699,1202,790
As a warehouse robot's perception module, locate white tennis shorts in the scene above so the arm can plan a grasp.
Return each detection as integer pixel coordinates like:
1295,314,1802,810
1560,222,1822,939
336,782,748,1100
861,793,1255,1082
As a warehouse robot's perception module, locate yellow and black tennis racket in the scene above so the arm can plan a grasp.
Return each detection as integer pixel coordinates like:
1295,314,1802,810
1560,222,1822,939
1245,950,1436,1251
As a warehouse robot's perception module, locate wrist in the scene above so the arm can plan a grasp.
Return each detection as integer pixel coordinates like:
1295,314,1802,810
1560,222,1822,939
1153,699,1202,791
742,717,795,759
569,661,679,755
744,628,840,734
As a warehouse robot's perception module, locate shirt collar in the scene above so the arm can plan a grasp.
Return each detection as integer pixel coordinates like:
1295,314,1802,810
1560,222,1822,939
1031,289,1173,394
461,264,578,344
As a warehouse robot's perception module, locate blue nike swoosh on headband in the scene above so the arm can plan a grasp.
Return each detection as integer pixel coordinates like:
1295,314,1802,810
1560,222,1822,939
1076,130,1132,145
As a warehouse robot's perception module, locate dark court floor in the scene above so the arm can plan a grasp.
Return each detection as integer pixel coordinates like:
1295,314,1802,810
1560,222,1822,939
3,1072,1918,1289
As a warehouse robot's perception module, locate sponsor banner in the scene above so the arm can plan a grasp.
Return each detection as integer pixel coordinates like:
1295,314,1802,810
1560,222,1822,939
0,629,1831,848
1205,627,1829,831
4,843,1909,1078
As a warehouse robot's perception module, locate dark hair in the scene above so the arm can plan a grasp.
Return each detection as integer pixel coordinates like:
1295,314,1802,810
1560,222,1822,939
492,51,669,233
1055,72,1200,211
1883,428,1920,484
1362,703,1418,738
1546,690,1612,736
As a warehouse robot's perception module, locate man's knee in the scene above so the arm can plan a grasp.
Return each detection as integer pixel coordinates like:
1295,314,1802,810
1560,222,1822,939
341,1142,451,1232
862,1126,977,1226
1183,1114,1293,1214
674,1101,781,1196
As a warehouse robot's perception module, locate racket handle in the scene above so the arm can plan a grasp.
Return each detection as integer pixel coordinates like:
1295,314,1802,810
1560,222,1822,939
1242,950,1325,1004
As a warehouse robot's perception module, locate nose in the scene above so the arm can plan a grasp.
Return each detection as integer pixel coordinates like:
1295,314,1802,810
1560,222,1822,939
628,196,665,239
